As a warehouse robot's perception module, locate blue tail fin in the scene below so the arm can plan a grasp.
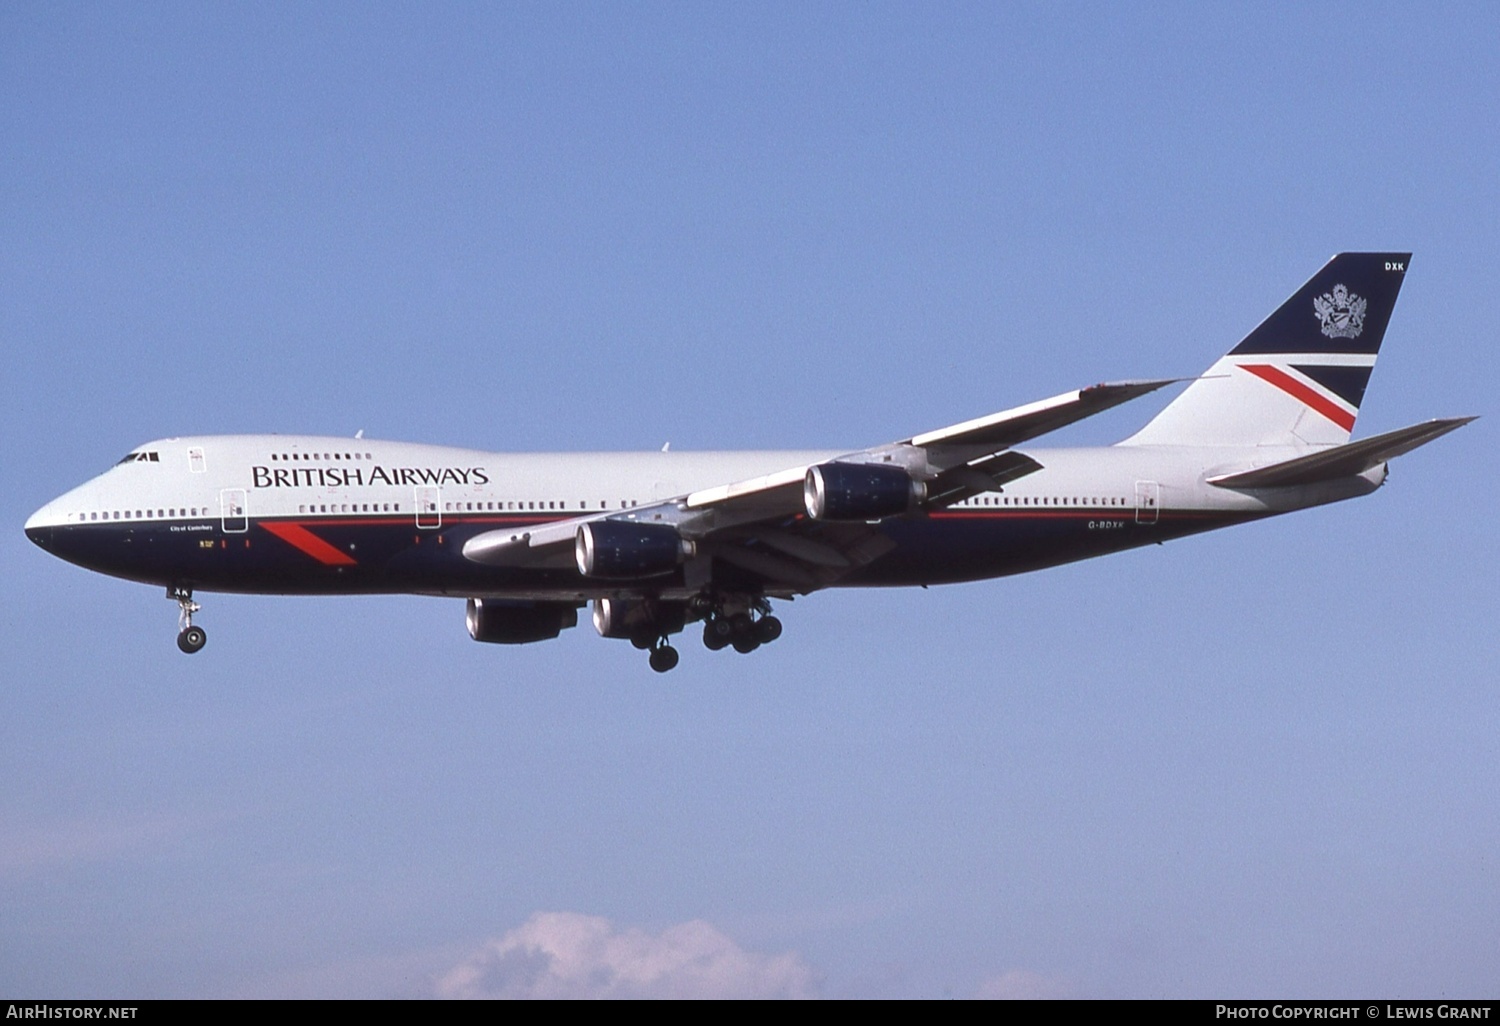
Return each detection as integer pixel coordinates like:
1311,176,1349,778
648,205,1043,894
1124,253,1411,448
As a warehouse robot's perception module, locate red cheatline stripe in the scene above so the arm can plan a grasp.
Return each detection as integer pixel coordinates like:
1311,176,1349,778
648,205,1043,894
1241,364,1356,432
259,521,358,565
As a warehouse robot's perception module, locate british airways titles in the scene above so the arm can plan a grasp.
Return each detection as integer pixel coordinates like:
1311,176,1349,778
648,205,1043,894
250,465,491,489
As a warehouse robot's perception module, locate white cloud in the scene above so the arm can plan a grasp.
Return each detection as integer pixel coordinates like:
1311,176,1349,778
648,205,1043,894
975,968,1072,1000
435,911,820,999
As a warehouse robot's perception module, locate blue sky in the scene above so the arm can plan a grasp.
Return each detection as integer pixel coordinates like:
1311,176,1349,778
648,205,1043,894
3,2,1496,998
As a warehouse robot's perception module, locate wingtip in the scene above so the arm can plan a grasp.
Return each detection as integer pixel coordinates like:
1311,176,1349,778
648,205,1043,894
1082,377,1184,396
1418,414,1479,431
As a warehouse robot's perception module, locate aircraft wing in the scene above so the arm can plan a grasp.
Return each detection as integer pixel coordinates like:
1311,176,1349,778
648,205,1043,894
906,380,1177,454
462,379,1174,589
677,379,1174,516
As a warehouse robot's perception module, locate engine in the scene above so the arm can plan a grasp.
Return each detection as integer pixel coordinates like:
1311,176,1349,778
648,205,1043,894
466,598,579,644
592,597,690,642
803,462,926,521
575,521,694,579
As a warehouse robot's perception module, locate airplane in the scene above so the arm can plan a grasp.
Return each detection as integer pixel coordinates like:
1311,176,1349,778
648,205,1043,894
24,252,1473,672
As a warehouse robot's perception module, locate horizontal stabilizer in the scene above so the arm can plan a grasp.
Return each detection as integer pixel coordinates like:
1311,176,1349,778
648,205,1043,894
1207,417,1475,489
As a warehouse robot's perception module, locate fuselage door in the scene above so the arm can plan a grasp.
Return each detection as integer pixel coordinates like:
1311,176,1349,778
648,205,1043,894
1135,480,1160,525
415,485,441,529
220,488,248,533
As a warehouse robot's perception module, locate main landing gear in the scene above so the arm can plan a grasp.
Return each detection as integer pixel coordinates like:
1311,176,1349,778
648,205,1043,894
647,642,680,673
621,622,681,674
700,598,782,656
628,595,784,672
170,586,206,654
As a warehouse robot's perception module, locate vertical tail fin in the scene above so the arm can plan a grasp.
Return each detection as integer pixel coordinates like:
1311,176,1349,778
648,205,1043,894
1122,253,1411,448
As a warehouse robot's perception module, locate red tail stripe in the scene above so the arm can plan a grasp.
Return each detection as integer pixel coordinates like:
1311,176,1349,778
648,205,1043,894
1241,364,1356,432
260,521,358,565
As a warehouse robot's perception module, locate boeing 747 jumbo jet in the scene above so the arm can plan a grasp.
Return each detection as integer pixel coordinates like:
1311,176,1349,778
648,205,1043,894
25,253,1472,671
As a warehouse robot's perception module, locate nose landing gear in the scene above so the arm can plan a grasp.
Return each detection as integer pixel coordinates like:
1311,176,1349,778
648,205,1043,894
169,587,206,654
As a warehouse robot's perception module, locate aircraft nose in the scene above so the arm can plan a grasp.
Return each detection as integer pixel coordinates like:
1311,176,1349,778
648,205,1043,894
24,503,57,549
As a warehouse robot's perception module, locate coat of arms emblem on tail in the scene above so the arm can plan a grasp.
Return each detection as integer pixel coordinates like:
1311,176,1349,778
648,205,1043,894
1314,283,1367,339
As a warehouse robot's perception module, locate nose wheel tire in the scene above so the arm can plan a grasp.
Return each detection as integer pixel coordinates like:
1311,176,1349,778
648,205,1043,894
169,588,206,653
177,626,207,654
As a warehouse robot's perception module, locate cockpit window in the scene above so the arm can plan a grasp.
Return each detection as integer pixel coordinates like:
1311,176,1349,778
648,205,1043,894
115,451,160,465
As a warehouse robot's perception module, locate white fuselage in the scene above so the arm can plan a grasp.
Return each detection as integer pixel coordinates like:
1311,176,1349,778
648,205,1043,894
25,433,1382,600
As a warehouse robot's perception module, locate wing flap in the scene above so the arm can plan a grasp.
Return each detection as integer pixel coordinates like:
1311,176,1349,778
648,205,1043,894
706,542,821,590
750,528,852,568
921,450,1045,509
705,520,898,592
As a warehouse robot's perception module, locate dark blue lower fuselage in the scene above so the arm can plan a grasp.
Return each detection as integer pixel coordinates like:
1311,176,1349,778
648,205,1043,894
26,506,1255,598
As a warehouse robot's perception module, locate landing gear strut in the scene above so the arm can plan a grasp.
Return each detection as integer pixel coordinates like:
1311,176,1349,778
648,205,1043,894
170,586,206,654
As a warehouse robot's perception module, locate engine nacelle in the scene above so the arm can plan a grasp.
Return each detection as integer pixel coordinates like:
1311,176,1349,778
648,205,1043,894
466,598,579,644
804,462,925,521
576,521,694,579
592,597,690,641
